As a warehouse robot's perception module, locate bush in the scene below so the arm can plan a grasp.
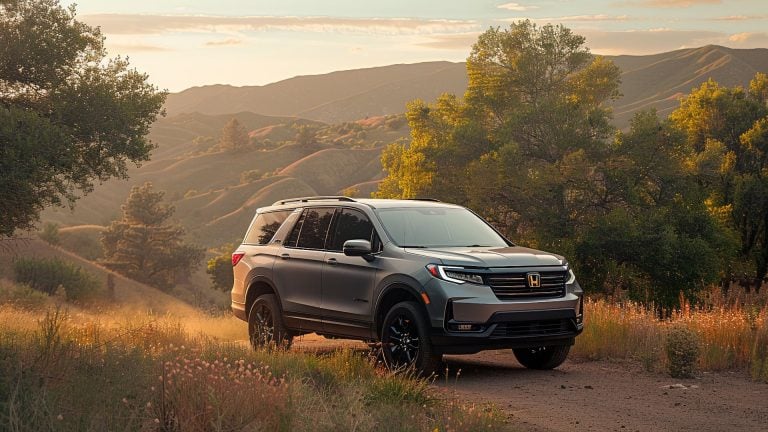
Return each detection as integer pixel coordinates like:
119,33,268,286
751,317,768,382
39,222,60,245
13,257,100,302
666,325,700,378
0,281,50,309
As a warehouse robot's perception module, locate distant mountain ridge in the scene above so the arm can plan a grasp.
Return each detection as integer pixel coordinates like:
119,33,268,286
164,45,768,127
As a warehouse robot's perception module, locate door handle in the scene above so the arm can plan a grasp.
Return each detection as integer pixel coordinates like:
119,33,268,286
326,258,338,265
280,253,290,260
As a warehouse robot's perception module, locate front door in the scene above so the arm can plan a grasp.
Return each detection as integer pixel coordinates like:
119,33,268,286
321,207,379,338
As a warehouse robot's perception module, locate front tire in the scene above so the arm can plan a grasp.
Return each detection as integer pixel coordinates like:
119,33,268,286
248,294,292,349
380,301,441,376
513,345,570,370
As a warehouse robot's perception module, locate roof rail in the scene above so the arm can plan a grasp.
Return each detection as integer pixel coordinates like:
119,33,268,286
272,196,356,206
407,198,442,202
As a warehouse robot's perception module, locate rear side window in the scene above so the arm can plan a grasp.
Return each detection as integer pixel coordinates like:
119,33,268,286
328,208,376,251
243,210,292,245
285,207,335,249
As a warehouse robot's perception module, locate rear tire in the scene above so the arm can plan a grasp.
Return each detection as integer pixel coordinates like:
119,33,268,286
248,294,292,349
380,301,441,376
513,345,570,370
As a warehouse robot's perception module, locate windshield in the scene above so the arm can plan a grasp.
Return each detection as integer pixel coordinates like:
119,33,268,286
375,207,509,248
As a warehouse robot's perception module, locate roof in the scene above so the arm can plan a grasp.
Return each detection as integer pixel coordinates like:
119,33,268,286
266,196,462,210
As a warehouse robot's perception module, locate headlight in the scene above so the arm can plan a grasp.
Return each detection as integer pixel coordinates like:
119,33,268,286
566,269,576,285
426,264,484,285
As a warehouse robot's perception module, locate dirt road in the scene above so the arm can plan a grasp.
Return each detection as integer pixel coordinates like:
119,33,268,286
440,351,768,432
293,335,768,431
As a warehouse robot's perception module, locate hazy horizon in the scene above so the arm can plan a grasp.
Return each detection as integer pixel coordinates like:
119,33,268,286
63,0,768,92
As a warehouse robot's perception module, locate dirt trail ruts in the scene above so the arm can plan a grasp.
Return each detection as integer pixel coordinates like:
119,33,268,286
291,335,768,431
439,350,768,432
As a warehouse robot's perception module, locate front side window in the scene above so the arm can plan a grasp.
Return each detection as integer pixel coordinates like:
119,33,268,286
375,207,508,248
328,208,376,251
285,207,335,249
243,210,292,245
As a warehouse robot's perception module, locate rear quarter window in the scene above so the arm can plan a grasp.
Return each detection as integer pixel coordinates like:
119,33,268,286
243,210,292,245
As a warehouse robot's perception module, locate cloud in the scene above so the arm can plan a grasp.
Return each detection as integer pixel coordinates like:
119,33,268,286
549,14,630,22
497,2,537,11
728,32,768,45
499,15,631,23
107,43,169,52
81,14,479,36
711,15,768,21
623,0,721,7
205,38,243,46
417,32,482,50
583,29,768,55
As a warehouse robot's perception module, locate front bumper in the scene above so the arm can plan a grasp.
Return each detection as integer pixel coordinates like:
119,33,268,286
431,308,583,354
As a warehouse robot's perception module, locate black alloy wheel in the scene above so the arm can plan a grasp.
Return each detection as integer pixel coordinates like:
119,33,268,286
248,294,291,349
380,301,440,376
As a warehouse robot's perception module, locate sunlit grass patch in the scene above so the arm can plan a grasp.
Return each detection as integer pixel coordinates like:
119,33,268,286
0,304,509,431
574,297,768,377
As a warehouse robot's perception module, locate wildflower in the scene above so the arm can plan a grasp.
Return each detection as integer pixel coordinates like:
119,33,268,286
57,414,63,421
154,418,160,424
122,398,128,404
146,402,152,408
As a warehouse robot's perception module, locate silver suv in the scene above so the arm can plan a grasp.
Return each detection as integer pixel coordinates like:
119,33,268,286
231,197,583,374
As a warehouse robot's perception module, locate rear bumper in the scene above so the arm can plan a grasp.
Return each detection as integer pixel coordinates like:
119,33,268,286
231,300,247,321
430,308,583,355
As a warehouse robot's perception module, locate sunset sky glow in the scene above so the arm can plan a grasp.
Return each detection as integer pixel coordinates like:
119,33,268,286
63,0,768,91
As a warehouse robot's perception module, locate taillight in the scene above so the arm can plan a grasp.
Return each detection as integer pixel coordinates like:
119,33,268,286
232,252,245,266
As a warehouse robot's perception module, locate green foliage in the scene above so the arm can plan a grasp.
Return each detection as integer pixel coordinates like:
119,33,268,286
218,118,249,151
665,325,700,378
669,75,768,284
38,223,60,245
206,243,238,291
0,0,166,237
239,169,263,184
13,257,100,301
101,182,204,290
751,319,768,382
575,112,735,307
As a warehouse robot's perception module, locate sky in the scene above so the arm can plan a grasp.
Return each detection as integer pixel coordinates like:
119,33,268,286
63,0,768,92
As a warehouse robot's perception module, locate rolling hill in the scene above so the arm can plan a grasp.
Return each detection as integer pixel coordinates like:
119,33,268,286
43,112,404,247
165,45,768,128
41,45,768,251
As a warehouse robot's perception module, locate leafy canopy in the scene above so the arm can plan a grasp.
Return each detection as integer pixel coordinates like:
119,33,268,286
0,0,166,236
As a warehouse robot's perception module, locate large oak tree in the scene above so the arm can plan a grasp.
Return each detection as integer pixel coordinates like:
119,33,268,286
0,0,166,236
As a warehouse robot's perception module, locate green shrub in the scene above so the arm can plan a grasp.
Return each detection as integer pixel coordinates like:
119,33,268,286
0,281,50,309
666,325,700,378
750,318,768,382
13,257,100,302
39,222,60,245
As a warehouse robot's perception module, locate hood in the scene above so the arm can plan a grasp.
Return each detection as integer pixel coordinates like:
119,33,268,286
404,246,565,268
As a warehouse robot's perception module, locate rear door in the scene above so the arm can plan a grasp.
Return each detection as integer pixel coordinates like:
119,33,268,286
272,207,336,325
321,207,380,338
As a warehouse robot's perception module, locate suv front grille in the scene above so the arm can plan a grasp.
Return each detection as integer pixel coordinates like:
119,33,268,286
491,319,573,338
486,271,566,300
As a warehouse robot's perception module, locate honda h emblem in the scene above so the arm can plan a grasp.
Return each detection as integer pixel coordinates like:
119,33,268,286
527,272,541,288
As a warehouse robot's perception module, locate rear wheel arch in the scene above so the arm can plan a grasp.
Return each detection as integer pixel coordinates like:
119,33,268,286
245,277,282,317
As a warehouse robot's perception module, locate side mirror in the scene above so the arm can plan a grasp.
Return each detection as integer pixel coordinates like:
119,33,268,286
343,239,373,259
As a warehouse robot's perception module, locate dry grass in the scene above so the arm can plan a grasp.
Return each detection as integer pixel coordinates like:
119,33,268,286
0,303,508,432
573,289,768,381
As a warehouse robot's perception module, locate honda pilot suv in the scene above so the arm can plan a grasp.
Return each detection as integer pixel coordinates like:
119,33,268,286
231,196,583,374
